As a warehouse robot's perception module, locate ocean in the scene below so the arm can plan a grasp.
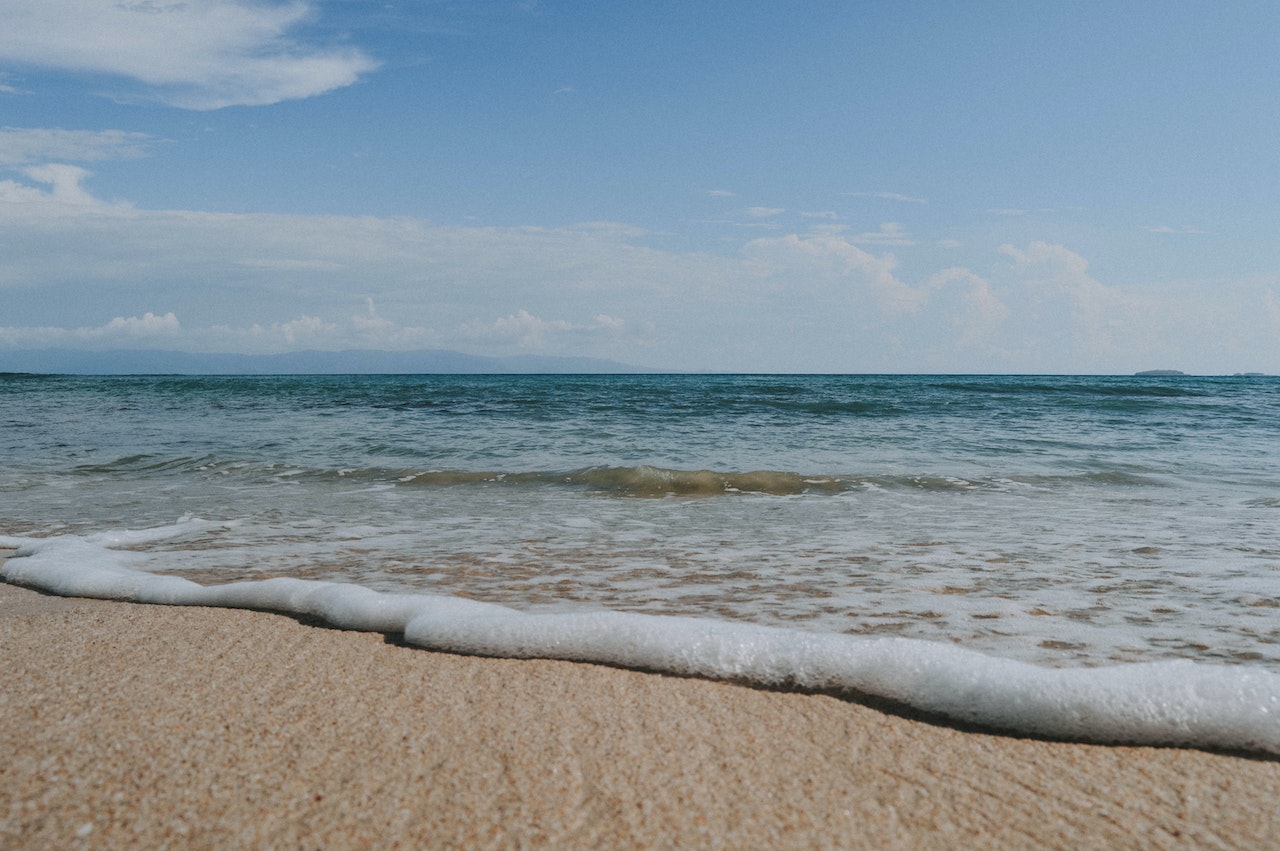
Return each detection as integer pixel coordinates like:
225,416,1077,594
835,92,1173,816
4,372,1280,752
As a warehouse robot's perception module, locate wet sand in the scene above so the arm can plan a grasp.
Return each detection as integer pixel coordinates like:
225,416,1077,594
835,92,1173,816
3,561,1280,848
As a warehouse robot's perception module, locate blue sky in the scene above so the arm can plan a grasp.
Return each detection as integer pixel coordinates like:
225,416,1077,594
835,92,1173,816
1,0,1278,373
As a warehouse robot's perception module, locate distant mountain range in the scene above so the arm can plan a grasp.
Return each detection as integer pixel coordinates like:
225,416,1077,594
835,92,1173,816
0,348,666,375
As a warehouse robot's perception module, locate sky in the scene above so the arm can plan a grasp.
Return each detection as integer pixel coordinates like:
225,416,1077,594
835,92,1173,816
1,0,1278,373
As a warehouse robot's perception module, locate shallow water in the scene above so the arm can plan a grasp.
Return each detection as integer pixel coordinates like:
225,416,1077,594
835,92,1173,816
3,373,1279,669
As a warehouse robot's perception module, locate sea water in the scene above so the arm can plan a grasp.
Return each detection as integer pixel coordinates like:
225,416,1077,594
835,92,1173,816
3,373,1280,751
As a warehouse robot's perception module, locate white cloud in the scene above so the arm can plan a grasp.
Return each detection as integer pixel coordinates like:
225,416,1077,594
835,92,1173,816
0,164,118,211
995,242,1280,371
273,314,337,345
989,208,1029,216
924,268,1010,347
190,306,439,353
350,298,392,334
1,180,1277,372
0,191,732,315
349,299,436,348
852,222,914,247
0,178,51,205
743,233,925,315
491,309,573,347
0,127,154,166
21,164,103,206
0,311,179,347
997,241,1148,365
746,206,784,218
707,189,735,197
0,0,379,109
460,310,626,351
105,311,180,335
0,162,139,216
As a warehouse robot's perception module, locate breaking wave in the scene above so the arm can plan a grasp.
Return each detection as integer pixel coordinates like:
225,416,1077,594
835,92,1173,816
4,524,1280,756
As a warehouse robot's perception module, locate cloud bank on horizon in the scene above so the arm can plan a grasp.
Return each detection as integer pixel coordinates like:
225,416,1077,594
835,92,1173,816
1,0,1277,373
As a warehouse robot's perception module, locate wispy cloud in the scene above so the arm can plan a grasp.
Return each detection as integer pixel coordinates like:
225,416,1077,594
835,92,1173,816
1147,225,1210,235
852,222,914,247
214,306,440,352
0,127,155,166
460,309,626,350
745,206,784,218
0,0,379,109
707,189,735,197
846,191,927,204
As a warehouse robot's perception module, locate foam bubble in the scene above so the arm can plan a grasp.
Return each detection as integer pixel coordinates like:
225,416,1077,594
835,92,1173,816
4,528,1280,755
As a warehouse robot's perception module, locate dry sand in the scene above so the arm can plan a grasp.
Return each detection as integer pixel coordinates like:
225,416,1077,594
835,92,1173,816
3,560,1280,848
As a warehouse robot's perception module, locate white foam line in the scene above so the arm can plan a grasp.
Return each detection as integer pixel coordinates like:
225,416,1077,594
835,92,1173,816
4,530,1280,755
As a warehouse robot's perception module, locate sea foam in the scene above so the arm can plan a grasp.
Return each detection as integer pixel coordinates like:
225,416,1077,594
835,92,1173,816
3,526,1279,756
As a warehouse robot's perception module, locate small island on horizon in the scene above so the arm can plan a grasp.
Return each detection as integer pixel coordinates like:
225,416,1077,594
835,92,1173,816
1131,368,1269,376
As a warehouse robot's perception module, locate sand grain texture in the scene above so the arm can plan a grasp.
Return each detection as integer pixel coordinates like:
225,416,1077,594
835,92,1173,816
2,574,1279,849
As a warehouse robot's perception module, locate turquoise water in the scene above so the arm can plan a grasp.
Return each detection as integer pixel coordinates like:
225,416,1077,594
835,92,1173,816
4,373,1280,669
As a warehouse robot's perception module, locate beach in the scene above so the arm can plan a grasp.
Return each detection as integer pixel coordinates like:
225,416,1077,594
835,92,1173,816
4,562,1280,849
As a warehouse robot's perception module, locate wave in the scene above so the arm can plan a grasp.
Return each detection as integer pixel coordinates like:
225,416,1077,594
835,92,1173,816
4,523,1279,755
73,453,225,475
931,379,1211,399
391,464,1167,495
401,466,848,496
65,456,1170,497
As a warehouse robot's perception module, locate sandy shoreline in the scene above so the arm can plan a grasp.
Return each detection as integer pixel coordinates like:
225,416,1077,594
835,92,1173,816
4,563,1280,848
